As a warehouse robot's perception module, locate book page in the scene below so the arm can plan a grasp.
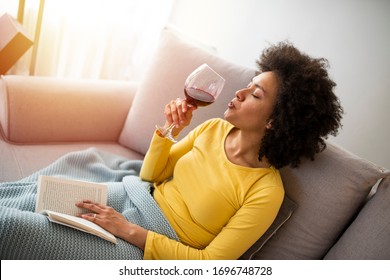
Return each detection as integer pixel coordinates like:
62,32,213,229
42,210,117,244
35,175,108,216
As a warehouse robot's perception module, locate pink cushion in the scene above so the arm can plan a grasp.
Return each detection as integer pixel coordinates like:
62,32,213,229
0,76,136,143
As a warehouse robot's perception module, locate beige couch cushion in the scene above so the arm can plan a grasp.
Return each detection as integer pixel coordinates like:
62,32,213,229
118,26,256,154
324,176,390,259
251,141,390,259
239,195,297,259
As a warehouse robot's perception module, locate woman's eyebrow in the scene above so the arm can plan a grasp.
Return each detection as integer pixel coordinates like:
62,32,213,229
252,79,267,94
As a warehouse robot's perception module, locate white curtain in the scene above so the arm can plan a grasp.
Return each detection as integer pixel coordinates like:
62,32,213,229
6,0,174,81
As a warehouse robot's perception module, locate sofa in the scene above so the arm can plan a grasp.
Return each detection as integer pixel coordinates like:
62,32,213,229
1,26,389,260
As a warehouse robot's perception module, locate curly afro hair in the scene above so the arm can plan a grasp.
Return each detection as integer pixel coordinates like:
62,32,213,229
257,41,343,168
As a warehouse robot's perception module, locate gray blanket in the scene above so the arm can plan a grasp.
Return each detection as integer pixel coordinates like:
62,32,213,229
0,148,178,259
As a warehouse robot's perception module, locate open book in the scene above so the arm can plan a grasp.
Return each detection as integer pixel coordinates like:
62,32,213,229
35,175,117,244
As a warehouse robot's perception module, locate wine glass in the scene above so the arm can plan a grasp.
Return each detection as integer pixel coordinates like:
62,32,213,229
156,63,225,142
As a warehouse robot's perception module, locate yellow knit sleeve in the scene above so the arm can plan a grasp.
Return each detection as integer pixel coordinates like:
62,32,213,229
139,131,175,182
140,120,217,183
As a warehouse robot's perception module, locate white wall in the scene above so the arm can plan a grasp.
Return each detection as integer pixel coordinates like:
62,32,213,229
169,0,390,168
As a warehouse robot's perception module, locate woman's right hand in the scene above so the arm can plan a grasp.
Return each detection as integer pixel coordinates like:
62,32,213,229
163,98,197,136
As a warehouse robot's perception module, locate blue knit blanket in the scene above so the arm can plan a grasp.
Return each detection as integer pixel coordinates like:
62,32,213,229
0,148,178,259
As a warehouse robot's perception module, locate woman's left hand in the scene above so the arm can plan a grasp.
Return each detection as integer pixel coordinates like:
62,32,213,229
76,200,148,249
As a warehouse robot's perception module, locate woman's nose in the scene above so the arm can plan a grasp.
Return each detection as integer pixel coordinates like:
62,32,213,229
235,88,246,101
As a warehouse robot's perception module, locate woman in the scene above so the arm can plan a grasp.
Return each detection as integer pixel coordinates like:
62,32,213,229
76,41,343,259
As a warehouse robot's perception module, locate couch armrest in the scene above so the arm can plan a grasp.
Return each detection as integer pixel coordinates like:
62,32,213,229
0,75,137,143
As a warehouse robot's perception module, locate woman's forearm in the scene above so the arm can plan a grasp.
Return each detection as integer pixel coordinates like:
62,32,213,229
120,223,149,251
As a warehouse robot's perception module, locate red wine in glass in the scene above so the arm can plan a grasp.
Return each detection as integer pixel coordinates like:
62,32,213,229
156,63,225,142
184,87,216,107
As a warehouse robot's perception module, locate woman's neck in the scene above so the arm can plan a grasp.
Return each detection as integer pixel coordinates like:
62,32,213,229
225,128,270,168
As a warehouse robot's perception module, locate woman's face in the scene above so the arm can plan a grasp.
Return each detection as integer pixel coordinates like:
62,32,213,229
224,71,278,133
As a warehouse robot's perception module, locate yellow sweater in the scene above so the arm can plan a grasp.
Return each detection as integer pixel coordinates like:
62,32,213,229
140,118,284,259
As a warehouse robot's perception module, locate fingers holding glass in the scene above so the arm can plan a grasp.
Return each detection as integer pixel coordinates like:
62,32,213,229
171,98,188,127
156,64,224,142
157,98,190,142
